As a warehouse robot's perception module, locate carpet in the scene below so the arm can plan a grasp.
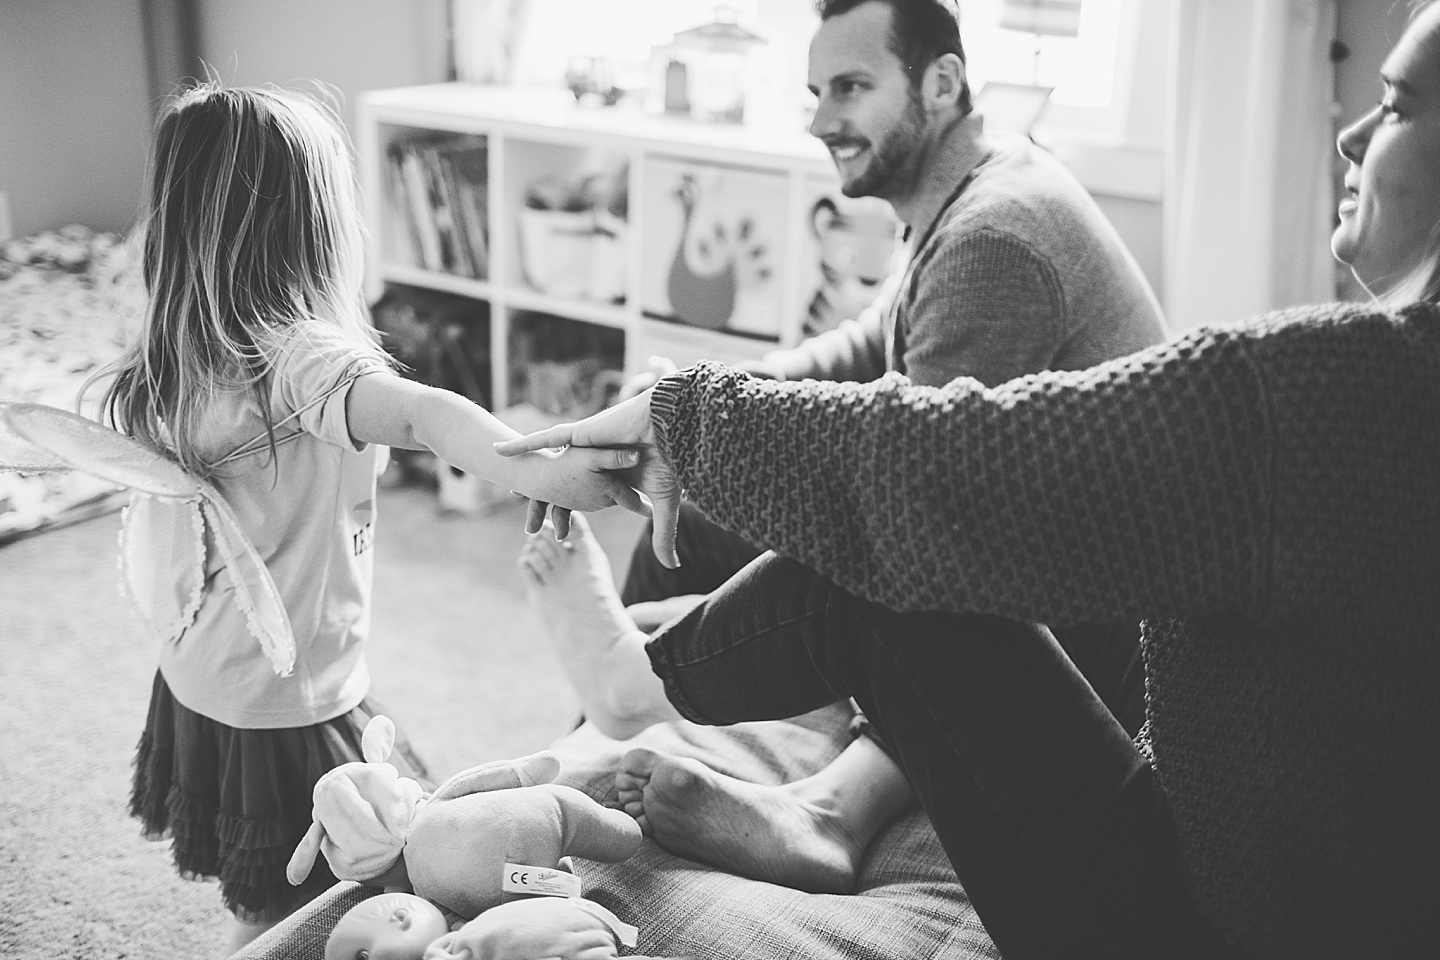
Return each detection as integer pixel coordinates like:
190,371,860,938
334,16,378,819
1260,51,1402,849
0,483,643,958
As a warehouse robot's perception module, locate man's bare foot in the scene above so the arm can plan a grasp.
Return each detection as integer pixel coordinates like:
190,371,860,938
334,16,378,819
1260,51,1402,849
614,747,868,894
519,514,681,739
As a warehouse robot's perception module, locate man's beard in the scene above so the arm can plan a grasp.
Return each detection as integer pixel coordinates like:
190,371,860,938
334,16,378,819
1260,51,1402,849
841,88,927,199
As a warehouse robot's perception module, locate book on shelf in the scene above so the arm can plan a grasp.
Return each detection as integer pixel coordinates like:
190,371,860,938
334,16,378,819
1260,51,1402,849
384,138,489,280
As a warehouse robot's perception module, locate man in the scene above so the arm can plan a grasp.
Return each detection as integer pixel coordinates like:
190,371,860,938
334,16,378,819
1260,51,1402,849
523,0,1166,896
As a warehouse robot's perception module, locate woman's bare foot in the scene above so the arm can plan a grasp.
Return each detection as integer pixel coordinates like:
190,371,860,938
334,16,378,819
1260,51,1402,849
613,748,858,893
519,514,682,739
624,593,708,633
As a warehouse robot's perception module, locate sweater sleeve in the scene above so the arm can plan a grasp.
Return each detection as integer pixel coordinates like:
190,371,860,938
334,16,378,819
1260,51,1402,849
761,299,890,383
902,226,1063,388
651,327,1276,627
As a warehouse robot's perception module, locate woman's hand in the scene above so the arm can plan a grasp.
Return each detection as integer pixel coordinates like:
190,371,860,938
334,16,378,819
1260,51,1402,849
502,446,647,541
494,389,682,568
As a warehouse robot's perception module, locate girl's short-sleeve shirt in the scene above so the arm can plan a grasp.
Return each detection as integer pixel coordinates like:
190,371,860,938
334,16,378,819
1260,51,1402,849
156,321,392,729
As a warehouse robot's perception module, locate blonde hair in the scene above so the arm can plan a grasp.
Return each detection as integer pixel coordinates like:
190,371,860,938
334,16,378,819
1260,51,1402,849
89,83,388,475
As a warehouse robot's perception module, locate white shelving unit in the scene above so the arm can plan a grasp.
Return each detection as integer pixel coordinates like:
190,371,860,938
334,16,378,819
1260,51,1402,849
356,83,849,410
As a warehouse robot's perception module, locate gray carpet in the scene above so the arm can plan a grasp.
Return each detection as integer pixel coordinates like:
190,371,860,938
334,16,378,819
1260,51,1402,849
0,484,642,958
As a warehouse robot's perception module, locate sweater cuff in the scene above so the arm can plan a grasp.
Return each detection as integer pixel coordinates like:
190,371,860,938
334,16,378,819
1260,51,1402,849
650,363,706,466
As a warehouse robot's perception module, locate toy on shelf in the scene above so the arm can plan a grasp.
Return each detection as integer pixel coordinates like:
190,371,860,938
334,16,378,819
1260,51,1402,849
642,159,784,340
517,165,628,304
288,716,643,952
800,190,902,337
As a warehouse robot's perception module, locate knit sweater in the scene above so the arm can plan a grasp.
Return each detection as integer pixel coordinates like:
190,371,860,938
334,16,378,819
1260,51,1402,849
762,129,1165,390
649,301,1440,959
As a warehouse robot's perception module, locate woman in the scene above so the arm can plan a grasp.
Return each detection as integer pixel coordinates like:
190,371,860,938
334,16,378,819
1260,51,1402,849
500,5,1440,957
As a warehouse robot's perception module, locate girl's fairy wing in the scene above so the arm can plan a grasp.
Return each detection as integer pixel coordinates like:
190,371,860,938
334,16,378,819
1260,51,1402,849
0,402,74,474
3,401,295,675
0,402,200,499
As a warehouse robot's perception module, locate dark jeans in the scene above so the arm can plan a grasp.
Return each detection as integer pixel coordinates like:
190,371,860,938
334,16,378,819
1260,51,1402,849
622,502,1149,736
645,550,1232,960
620,502,762,606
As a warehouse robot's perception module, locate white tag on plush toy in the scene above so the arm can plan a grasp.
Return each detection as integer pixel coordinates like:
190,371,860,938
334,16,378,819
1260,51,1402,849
502,862,583,898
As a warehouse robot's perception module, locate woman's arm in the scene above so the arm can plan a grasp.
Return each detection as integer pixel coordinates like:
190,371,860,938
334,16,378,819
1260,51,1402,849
648,330,1275,627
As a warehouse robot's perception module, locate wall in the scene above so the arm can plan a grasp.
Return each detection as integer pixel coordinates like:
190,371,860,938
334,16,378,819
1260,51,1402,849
0,0,154,236
195,0,450,132
0,0,450,239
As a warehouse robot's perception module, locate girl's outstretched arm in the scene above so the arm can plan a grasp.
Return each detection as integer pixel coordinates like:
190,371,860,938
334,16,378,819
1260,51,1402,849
345,372,643,521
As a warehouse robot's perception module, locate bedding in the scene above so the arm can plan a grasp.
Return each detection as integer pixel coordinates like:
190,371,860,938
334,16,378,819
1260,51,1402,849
233,704,1000,959
0,225,143,542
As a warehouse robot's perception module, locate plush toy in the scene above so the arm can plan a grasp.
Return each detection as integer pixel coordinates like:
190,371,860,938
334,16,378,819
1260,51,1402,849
324,891,451,960
287,716,643,936
327,890,640,960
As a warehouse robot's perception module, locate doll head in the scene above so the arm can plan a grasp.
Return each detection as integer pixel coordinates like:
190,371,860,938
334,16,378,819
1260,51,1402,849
326,891,450,960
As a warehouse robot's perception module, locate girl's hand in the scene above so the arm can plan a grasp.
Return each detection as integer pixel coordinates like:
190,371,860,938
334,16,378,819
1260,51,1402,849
504,446,647,539
494,390,682,568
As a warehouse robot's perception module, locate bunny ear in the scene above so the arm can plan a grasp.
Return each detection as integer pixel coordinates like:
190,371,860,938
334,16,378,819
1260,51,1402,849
361,715,396,764
429,751,561,801
286,819,326,885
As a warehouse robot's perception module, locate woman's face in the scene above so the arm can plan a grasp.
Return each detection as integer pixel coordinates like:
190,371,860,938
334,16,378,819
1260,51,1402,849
1333,4,1440,294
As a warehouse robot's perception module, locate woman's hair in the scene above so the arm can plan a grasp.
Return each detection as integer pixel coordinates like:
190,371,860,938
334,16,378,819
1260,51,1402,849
90,83,387,475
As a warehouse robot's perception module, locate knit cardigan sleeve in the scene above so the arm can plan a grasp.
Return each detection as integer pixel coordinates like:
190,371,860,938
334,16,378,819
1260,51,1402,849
650,321,1278,627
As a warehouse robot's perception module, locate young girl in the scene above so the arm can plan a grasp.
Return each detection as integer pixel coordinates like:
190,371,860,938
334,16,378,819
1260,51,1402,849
87,83,639,951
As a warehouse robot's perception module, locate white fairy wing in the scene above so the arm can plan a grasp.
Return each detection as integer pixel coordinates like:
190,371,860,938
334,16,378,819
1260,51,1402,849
0,402,74,474
119,493,207,645
1,402,198,498
4,402,295,675
200,490,296,676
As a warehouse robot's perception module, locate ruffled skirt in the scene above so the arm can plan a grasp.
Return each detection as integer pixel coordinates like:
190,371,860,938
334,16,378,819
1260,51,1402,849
129,671,431,922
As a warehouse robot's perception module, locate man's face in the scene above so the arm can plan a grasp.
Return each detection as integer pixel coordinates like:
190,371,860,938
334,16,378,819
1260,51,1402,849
807,1,928,200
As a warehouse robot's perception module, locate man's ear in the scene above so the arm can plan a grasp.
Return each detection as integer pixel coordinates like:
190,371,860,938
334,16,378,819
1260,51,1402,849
924,53,967,112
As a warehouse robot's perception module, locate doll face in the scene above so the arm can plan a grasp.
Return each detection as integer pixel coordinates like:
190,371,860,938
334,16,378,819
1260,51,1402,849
325,892,450,960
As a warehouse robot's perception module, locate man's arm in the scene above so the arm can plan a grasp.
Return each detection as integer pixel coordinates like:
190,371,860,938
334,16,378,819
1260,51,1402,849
901,226,1065,389
744,274,899,382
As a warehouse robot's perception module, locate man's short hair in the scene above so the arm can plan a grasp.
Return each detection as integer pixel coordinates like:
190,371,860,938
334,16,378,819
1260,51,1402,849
815,0,972,113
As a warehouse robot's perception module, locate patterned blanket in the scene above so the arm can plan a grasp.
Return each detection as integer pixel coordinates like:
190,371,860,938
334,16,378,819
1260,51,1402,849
0,225,142,542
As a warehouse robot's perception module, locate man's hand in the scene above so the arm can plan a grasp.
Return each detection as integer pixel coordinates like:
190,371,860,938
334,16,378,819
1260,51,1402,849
494,389,682,568
615,354,678,403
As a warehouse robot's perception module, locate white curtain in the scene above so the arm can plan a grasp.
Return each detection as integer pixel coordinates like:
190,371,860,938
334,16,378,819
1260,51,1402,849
452,0,533,85
1163,0,1338,332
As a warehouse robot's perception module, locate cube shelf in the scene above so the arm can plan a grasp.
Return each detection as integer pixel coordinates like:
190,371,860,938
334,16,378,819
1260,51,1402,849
357,83,901,412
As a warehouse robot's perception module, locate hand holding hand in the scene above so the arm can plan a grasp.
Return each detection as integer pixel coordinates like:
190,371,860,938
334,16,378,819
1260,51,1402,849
504,444,647,539
494,389,681,568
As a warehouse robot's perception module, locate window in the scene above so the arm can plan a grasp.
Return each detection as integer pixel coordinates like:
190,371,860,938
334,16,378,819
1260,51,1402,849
501,1,762,92
959,0,1124,107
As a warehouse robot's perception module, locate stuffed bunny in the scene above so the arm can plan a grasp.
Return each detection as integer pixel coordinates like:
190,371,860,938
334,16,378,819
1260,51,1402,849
287,716,643,921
